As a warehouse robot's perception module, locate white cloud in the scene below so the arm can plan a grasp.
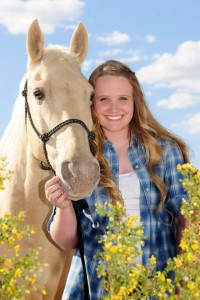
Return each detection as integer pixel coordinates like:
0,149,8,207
157,92,200,109
0,0,85,34
137,41,200,93
96,31,131,45
98,49,124,57
185,112,200,133
145,34,156,43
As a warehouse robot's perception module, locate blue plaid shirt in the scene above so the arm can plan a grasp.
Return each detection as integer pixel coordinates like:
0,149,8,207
53,136,187,300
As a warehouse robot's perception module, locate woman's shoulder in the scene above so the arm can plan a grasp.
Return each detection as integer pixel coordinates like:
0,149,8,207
157,137,179,148
157,137,184,163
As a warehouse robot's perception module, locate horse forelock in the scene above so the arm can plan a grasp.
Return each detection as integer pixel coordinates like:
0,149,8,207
27,45,80,70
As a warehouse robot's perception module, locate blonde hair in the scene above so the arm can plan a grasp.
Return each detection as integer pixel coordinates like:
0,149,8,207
89,60,189,211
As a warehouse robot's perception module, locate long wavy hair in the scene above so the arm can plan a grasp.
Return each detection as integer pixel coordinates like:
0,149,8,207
89,60,189,211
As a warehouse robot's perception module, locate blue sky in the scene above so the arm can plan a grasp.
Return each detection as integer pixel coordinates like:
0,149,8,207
0,0,199,168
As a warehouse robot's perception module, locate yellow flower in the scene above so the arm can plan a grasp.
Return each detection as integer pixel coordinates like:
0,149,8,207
30,229,36,235
18,210,26,220
25,289,31,294
174,258,183,268
181,163,197,173
167,278,172,284
4,259,12,268
110,245,117,253
177,164,182,171
14,268,22,278
191,243,198,251
195,171,200,179
29,276,36,284
14,244,20,253
105,255,111,261
9,278,15,287
127,219,134,227
7,287,14,295
2,223,8,230
180,240,188,251
149,255,157,265
16,232,23,240
0,184,5,190
42,289,47,295
116,202,123,209
105,242,112,249
4,212,11,218
132,279,138,287
8,236,15,244
0,267,6,273
157,271,165,282
137,229,144,236
187,253,194,261
187,282,195,290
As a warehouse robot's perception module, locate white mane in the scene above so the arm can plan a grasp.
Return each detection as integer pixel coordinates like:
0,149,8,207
0,75,27,162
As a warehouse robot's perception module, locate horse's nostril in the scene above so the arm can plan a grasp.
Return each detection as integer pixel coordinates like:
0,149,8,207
60,160,100,184
61,161,74,181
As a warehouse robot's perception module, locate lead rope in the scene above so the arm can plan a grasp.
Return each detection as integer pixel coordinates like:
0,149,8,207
72,200,89,300
22,80,93,300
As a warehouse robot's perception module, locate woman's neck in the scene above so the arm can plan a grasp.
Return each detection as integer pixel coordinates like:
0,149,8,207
105,131,131,150
105,130,133,174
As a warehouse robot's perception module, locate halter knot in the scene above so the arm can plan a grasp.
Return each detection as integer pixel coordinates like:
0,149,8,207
22,81,27,98
88,131,95,142
40,133,50,143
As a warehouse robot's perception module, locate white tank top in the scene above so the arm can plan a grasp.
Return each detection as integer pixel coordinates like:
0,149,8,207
119,171,142,263
119,171,140,218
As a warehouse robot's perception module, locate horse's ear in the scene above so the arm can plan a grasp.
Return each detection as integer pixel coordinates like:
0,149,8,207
69,22,88,64
26,19,44,62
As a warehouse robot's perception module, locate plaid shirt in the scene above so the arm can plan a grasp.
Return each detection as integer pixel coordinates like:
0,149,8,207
55,136,187,300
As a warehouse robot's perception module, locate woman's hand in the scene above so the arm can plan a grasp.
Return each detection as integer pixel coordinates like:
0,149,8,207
45,176,71,209
45,176,78,249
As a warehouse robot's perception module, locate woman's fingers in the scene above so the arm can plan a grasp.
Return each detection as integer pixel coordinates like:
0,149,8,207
45,176,62,197
45,176,60,190
45,176,71,208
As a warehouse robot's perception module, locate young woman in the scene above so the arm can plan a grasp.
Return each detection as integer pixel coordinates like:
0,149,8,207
45,60,189,300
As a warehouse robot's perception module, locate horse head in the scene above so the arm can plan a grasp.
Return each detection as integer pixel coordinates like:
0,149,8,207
25,20,100,200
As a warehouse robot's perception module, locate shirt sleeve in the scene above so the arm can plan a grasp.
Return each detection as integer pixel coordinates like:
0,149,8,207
47,206,57,232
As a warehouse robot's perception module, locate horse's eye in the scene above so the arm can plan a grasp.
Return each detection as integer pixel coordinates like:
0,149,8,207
33,88,45,101
90,91,95,102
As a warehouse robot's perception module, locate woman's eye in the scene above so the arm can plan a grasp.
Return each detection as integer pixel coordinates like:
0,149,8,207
99,97,108,102
119,97,128,101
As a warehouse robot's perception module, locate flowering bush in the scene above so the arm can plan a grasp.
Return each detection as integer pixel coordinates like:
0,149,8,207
0,157,48,299
96,163,200,300
0,156,13,190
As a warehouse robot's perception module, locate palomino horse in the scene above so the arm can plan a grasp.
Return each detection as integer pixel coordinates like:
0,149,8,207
0,20,100,299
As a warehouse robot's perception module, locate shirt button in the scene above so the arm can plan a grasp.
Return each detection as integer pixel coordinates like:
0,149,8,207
113,168,117,173
146,188,149,191
135,165,139,169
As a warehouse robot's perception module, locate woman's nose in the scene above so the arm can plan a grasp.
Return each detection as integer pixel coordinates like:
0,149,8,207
108,100,118,112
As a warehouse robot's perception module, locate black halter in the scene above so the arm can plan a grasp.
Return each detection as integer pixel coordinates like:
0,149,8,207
22,80,95,175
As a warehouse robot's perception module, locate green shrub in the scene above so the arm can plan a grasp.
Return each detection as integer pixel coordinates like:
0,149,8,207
0,157,48,299
96,163,200,300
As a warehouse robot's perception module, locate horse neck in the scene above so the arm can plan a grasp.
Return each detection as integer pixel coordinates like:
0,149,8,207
0,107,49,215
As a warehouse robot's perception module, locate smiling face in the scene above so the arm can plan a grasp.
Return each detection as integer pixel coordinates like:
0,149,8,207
93,75,134,140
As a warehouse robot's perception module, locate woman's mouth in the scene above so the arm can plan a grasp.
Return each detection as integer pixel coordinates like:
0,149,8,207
105,115,123,120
